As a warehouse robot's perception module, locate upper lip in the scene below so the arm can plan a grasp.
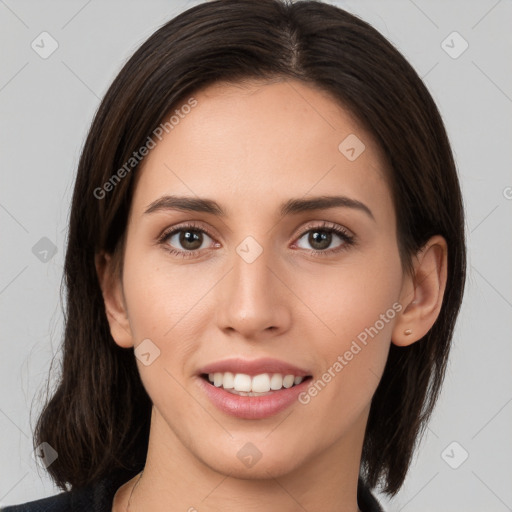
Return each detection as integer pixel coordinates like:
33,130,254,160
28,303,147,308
198,357,311,377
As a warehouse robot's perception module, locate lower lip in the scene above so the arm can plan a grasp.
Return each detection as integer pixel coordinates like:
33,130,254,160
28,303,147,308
197,376,312,420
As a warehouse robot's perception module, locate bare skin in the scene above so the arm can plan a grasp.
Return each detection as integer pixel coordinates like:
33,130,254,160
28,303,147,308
98,78,447,512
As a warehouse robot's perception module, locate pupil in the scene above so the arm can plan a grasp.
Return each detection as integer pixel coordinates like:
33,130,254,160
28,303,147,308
180,230,202,250
310,231,330,250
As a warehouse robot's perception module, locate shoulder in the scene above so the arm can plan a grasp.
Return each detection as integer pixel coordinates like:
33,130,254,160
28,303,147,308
1,489,72,512
1,470,137,512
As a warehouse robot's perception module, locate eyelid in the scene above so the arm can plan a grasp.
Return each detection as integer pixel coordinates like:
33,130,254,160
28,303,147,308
158,220,353,242
157,220,218,245
294,220,354,240
158,219,355,257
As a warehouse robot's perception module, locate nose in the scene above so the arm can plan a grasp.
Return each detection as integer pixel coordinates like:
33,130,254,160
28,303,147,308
215,241,292,341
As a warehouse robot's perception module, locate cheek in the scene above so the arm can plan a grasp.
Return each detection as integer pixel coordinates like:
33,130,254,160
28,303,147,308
120,251,204,407
301,244,403,399
122,244,214,340
303,239,402,333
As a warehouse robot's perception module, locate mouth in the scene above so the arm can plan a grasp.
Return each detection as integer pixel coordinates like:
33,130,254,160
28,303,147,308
200,372,312,396
196,357,314,419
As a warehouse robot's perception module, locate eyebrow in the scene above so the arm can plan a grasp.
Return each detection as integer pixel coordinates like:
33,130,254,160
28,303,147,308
144,194,375,221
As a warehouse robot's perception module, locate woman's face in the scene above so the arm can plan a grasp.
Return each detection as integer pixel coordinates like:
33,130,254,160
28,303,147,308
109,79,410,479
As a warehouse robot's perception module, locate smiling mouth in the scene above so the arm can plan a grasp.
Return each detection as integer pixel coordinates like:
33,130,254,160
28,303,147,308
200,372,312,396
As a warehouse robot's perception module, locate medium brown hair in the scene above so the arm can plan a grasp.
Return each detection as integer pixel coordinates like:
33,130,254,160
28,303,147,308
34,0,466,496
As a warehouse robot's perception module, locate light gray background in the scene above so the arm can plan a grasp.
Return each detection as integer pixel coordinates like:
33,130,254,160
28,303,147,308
1,1,511,510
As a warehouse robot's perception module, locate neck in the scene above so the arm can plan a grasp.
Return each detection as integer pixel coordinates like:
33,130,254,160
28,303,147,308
118,406,367,512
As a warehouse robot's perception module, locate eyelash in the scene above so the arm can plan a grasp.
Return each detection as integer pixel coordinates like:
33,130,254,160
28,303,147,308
157,220,355,259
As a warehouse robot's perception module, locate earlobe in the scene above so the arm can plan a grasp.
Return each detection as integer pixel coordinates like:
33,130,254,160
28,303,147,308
95,251,134,349
392,235,448,347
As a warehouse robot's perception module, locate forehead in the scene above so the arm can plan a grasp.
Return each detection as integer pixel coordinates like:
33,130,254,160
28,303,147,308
130,79,393,224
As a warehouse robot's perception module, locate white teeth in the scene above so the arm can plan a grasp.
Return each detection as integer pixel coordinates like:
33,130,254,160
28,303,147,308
213,371,235,389
206,372,305,392
222,371,234,389
282,375,295,388
270,373,283,390
252,374,271,393
213,372,223,387
233,373,252,392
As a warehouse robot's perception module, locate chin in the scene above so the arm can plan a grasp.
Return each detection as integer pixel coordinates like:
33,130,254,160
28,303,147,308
194,438,307,480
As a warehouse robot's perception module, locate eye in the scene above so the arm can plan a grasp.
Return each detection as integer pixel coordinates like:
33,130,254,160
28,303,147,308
158,220,355,259
159,222,217,259
294,221,355,256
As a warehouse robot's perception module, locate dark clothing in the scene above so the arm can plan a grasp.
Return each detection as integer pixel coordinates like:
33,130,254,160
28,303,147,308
2,471,384,512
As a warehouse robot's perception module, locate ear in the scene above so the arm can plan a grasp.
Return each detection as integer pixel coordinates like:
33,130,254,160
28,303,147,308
95,251,134,348
391,235,448,347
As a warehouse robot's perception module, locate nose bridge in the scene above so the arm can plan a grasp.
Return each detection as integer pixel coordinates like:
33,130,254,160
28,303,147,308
216,234,290,337
234,235,272,301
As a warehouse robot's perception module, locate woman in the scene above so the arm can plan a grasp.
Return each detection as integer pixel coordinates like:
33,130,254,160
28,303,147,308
2,0,466,511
